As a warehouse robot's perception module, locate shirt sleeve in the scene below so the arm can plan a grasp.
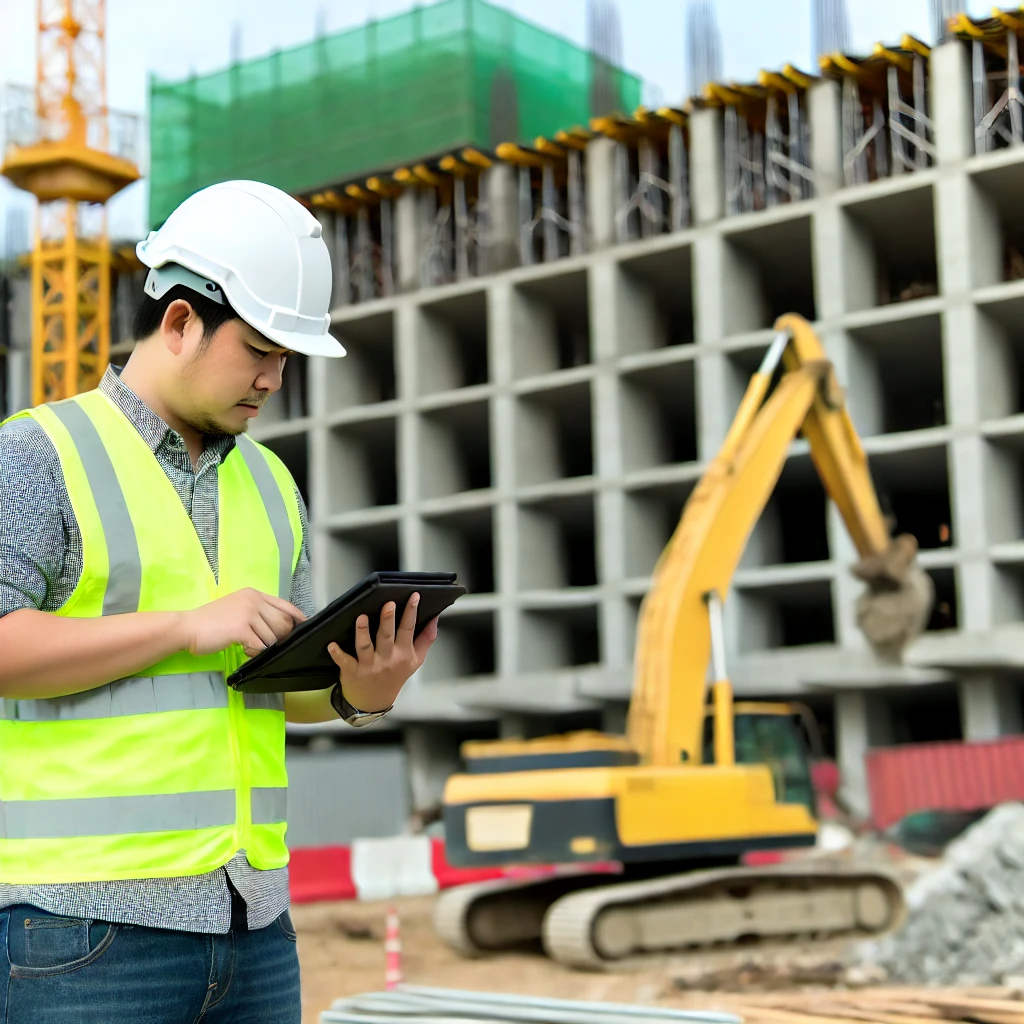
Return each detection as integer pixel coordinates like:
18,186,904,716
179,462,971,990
0,419,71,617
288,484,315,618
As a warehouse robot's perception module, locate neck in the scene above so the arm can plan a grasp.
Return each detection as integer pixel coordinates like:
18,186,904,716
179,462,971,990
118,350,206,464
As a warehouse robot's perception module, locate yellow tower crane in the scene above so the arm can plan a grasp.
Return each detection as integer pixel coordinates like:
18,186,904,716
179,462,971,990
1,0,139,407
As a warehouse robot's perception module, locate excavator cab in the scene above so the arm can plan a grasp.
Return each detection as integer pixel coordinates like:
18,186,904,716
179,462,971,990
701,703,818,818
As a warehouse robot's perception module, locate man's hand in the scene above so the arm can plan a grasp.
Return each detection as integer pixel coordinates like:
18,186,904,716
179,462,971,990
327,593,438,713
182,588,307,657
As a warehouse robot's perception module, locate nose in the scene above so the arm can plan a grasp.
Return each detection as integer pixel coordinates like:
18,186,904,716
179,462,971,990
255,354,286,393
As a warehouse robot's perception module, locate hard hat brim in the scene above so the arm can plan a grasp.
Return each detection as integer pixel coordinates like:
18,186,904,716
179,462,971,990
258,322,347,359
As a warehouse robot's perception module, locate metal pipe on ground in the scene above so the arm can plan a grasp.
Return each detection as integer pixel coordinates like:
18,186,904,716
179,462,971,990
321,986,742,1024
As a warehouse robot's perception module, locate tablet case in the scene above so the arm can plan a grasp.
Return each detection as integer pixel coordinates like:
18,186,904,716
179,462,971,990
226,570,466,693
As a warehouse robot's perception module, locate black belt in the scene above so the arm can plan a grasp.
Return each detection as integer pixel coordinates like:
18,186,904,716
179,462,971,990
228,879,249,931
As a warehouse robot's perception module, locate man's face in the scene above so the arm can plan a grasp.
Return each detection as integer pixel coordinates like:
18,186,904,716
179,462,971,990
177,317,290,437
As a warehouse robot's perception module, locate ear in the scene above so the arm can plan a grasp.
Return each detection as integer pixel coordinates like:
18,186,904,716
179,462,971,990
160,299,195,356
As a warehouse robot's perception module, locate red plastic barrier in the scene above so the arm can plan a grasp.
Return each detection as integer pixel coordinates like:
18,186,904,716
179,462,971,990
289,845,357,903
429,838,506,889
865,735,1024,831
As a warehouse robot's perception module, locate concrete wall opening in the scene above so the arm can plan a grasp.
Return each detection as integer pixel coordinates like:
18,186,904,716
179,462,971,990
422,504,496,595
925,566,959,632
969,162,1024,287
735,578,835,652
418,400,492,499
520,604,601,670
514,381,593,486
418,609,497,681
517,493,598,590
326,416,398,513
623,477,697,578
869,444,954,551
329,311,397,407
620,357,698,469
616,243,694,352
721,215,816,335
846,313,946,435
742,453,829,568
977,297,1024,419
885,683,963,745
326,519,402,591
840,184,938,310
511,269,591,378
416,289,489,395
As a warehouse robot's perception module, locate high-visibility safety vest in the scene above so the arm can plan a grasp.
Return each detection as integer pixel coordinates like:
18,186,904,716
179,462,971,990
0,388,303,885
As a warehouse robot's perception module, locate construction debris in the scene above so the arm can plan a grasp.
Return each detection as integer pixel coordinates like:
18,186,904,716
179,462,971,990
861,802,1024,985
320,985,742,1024
727,987,1023,1024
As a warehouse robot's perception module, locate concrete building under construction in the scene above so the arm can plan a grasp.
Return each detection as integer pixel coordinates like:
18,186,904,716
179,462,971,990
8,2,1024,827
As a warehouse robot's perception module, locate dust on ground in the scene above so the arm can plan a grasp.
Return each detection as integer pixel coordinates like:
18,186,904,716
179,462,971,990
292,894,864,1024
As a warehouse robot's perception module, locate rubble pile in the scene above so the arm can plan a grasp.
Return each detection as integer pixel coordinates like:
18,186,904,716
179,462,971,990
864,802,1024,985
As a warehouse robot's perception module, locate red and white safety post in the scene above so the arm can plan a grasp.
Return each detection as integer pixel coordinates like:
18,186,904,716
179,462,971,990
384,904,402,990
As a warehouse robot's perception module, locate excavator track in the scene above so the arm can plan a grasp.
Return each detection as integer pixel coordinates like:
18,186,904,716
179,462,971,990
542,861,906,971
433,871,622,957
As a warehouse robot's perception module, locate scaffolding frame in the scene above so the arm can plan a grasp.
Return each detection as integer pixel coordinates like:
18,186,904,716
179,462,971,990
821,36,935,187
702,66,815,217
497,137,587,267
592,108,690,242
949,11,1024,154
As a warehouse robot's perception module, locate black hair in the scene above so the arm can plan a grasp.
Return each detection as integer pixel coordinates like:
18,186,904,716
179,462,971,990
132,277,240,346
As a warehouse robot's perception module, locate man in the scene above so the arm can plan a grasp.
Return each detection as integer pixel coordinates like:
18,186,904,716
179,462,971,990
0,180,436,1023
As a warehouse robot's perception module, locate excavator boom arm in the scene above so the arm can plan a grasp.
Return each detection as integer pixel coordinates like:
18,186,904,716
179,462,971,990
626,314,931,767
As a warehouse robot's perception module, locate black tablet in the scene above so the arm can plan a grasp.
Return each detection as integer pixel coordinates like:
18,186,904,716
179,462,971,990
226,570,466,694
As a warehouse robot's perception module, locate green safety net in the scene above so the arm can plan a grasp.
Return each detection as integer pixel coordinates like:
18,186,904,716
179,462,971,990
147,0,643,228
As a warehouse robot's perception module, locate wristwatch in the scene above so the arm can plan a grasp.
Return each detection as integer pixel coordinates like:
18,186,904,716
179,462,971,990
330,683,393,728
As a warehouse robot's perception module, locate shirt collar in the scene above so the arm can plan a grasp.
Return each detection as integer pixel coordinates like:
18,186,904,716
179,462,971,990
98,364,236,464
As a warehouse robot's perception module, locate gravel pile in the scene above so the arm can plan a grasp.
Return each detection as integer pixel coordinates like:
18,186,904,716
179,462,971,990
865,802,1024,985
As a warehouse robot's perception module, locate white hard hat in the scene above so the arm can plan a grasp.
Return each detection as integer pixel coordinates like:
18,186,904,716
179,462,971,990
136,179,345,358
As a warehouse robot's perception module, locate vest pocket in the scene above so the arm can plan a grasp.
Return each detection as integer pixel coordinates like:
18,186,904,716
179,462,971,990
8,913,118,977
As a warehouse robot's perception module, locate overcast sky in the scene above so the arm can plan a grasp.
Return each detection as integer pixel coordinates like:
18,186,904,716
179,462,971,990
0,0,992,242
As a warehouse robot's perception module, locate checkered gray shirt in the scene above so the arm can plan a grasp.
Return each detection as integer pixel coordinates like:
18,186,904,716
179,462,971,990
0,365,315,933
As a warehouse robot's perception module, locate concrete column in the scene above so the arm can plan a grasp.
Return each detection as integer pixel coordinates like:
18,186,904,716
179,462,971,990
488,282,519,676
808,79,843,197
482,163,520,272
930,40,975,165
395,189,423,294
585,136,619,250
689,107,725,226
958,674,1024,741
835,690,894,820
404,725,463,812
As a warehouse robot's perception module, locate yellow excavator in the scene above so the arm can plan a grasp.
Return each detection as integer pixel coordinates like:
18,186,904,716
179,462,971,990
433,314,934,970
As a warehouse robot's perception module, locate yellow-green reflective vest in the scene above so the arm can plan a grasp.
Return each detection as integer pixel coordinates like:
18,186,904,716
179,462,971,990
0,388,302,885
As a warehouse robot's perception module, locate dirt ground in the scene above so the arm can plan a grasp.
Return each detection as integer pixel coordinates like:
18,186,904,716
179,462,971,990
292,894,862,1024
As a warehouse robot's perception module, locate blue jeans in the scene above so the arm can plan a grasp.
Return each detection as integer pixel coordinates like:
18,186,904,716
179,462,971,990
0,903,301,1023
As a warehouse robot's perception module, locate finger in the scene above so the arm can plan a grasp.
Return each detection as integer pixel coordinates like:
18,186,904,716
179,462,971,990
353,614,375,668
242,629,268,658
396,593,420,648
250,614,279,649
259,593,308,623
376,602,397,660
413,615,439,661
327,642,358,678
262,605,299,641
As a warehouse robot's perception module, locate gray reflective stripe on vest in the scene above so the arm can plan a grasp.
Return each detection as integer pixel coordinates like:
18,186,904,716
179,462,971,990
251,786,287,825
48,400,142,616
234,435,294,599
0,790,236,840
2,672,228,722
241,691,285,713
